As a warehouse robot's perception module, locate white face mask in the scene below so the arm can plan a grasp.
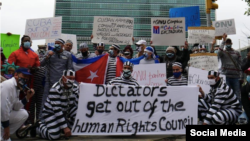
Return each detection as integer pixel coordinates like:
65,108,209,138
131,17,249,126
208,79,216,85
63,76,74,88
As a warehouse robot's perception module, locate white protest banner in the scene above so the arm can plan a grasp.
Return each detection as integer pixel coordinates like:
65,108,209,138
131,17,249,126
72,83,198,135
188,27,215,44
151,17,185,46
188,67,226,94
213,19,236,36
46,34,78,54
25,17,62,40
132,63,166,86
92,16,134,45
189,53,218,71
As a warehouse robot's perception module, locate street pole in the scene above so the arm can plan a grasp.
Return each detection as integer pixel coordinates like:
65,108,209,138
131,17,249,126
207,13,212,51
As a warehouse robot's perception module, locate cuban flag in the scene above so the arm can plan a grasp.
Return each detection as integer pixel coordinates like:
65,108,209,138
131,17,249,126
72,54,123,84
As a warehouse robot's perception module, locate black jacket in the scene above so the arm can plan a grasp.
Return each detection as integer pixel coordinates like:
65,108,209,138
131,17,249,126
241,58,250,72
241,83,250,120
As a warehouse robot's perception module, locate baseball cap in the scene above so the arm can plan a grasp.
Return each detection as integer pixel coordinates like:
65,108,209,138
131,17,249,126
135,40,147,46
16,68,32,75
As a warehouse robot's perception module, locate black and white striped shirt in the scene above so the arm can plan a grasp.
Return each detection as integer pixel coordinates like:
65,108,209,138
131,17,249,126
203,79,241,124
167,75,188,86
42,81,79,129
108,75,139,86
105,56,117,84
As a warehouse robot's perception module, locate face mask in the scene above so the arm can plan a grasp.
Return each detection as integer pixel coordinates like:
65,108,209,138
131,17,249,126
18,77,28,90
208,79,216,86
144,53,149,58
109,50,114,56
200,50,205,53
64,76,74,88
98,49,103,54
54,44,61,52
214,50,218,54
166,53,174,58
173,72,181,78
23,41,31,49
4,74,13,79
124,52,130,56
181,48,184,51
194,51,198,54
123,69,131,78
247,76,250,83
226,45,231,49
82,51,88,57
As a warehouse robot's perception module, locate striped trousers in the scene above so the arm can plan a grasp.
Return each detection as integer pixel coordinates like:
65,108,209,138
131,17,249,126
198,99,241,125
38,107,77,140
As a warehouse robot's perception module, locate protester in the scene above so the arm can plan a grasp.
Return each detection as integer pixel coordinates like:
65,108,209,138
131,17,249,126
40,38,73,119
105,44,120,84
1,62,19,82
151,46,161,62
95,42,106,56
76,43,96,59
165,41,189,78
198,45,208,53
218,33,242,102
1,68,35,141
32,70,79,140
191,43,199,54
64,39,73,53
122,45,133,59
139,46,159,64
165,62,188,86
108,61,139,86
198,70,242,125
241,48,250,72
210,39,219,53
134,39,147,58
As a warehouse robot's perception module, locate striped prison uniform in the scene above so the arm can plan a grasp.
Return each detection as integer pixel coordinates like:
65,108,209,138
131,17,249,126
198,78,242,125
105,56,117,84
167,75,188,86
108,75,139,86
38,81,79,140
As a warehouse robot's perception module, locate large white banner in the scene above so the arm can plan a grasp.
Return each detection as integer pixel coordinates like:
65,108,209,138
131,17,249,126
189,53,218,71
132,63,166,86
72,83,198,135
92,16,134,45
151,18,186,46
25,17,62,40
188,27,215,44
213,19,236,36
46,34,78,54
188,67,226,94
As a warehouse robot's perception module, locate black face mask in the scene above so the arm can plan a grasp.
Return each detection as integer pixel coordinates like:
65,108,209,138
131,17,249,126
98,49,103,54
82,51,88,57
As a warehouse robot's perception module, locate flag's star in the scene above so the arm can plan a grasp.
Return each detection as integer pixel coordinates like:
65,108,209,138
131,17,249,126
87,70,99,82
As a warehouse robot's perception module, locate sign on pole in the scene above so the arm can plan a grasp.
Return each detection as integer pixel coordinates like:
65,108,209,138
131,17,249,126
0,33,20,58
132,63,166,86
151,18,186,46
189,53,218,71
212,19,236,36
25,16,62,40
72,83,198,135
46,34,78,54
169,6,201,31
91,16,134,45
188,27,215,44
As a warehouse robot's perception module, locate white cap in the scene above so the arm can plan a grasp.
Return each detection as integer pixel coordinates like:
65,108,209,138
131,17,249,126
135,40,147,46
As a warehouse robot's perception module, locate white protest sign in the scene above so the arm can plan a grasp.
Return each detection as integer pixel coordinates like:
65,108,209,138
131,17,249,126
132,63,166,86
189,53,218,71
188,27,215,44
151,18,186,46
188,67,226,94
25,17,62,40
92,16,134,45
213,19,236,36
72,83,198,135
45,34,78,54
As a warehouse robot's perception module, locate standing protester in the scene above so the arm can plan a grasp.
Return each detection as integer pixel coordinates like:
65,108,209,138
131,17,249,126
122,45,133,59
198,70,242,125
76,43,96,59
108,61,139,86
165,41,189,78
1,68,35,141
139,46,159,64
40,38,73,119
218,33,242,102
105,44,120,84
95,42,106,56
134,39,147,58
33,70,79,140
64,40,74,54
165,62,188,86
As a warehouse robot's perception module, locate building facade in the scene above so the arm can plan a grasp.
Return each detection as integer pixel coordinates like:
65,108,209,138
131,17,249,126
55,0,216,55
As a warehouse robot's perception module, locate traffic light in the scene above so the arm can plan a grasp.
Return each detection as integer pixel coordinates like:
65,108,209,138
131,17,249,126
206,0,218,14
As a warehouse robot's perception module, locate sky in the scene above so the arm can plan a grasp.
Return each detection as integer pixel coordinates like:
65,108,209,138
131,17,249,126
0,0,250,51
